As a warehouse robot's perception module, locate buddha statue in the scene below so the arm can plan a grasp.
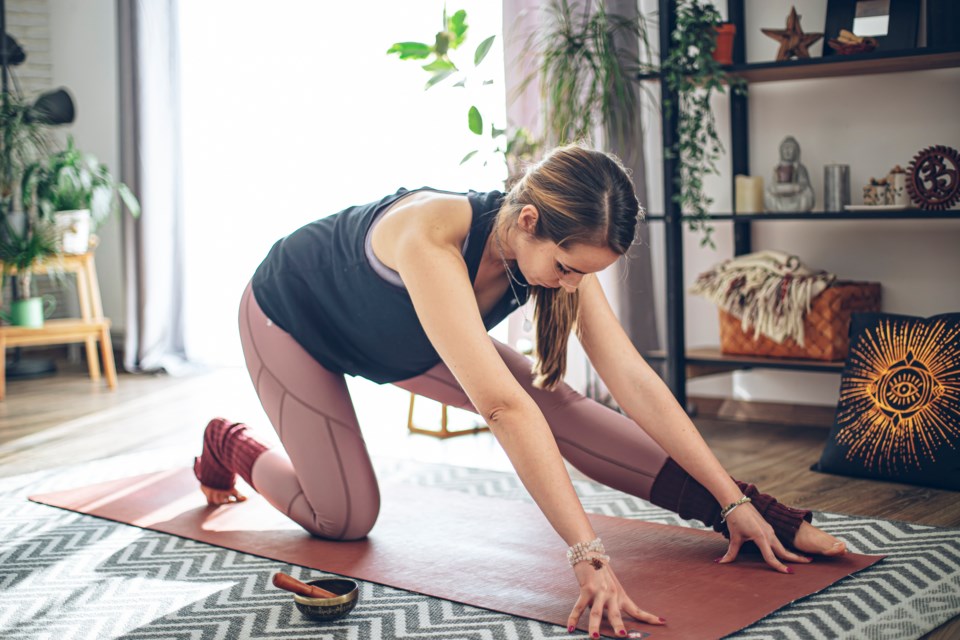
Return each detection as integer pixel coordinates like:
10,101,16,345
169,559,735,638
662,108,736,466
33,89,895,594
764,135,815,212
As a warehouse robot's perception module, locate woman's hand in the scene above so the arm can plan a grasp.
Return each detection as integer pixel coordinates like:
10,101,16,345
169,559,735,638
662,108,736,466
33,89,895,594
567,556,665,638
718,504,811,573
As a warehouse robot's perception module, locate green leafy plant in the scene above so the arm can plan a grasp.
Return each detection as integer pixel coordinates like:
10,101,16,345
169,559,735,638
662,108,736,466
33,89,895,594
661,0,745,248
0,202,59,300
0,91,58,300
526,0,655,151
22,136,140,231
387,8,474,90
387,6,539,177
0,92,50,210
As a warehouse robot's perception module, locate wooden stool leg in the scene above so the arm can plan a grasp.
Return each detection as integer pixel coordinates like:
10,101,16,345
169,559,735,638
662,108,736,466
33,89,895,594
85,253,105,318
85,337,101,381
407,392,489,439
99,325,118,390
407,392,417,432
75,259,93,320
0,337,6,401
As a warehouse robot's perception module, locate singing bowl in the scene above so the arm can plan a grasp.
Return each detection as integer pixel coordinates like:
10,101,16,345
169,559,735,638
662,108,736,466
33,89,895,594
292,578,360,621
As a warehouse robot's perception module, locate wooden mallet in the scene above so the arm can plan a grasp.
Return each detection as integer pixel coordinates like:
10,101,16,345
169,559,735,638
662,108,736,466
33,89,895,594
272,572,339,599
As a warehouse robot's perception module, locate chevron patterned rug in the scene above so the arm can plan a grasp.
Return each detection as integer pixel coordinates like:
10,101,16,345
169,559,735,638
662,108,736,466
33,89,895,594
2,445,959,640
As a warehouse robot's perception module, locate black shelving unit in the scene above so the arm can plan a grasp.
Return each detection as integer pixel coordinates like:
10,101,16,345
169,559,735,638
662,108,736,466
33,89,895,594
649,0,960,410
646,209,960,221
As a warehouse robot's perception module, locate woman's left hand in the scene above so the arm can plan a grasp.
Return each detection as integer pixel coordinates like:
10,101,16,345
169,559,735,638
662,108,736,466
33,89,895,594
716,504,811,573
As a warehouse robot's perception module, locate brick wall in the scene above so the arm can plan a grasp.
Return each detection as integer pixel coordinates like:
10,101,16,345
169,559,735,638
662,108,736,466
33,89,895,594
5,0,53,99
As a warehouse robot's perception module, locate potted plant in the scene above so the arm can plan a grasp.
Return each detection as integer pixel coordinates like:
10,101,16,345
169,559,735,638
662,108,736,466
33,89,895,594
0,90,63,327
0,200,60,327
713,22,737,65
23,136,140,254
661,0,745,248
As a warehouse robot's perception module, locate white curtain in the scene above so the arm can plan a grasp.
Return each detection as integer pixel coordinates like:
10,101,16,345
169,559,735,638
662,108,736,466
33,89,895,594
118,0,192,375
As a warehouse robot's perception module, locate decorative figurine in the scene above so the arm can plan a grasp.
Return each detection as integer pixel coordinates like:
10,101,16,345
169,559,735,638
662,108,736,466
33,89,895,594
886,165,909,207
764,136,815,212
761,6,824,61
862,177,891,206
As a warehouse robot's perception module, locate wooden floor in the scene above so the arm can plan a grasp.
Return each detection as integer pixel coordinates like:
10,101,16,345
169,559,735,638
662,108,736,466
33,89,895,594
1,358,957,639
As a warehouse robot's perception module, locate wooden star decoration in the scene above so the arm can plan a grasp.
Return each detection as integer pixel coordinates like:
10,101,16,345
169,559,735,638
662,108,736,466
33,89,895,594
761,6,824,61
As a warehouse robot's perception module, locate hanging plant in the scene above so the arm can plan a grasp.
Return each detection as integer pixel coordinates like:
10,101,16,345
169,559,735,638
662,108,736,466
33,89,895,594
661,0,745,248
525,0,655,151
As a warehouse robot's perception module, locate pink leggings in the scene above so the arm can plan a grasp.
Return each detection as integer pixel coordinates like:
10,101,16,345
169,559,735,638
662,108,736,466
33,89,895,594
239,282,669,540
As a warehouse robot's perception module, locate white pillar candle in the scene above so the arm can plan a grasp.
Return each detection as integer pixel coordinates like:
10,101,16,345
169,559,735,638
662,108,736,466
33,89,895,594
735,175,764,213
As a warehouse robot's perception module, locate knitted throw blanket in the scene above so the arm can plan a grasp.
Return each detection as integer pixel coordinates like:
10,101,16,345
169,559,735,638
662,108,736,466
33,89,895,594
689,250,836,346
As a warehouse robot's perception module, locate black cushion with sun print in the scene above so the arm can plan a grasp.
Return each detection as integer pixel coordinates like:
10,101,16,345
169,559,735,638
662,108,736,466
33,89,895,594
814,312,960,490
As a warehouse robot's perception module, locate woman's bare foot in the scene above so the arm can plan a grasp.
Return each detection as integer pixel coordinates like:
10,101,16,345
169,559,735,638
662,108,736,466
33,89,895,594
200,484,247,506
793,521,847,556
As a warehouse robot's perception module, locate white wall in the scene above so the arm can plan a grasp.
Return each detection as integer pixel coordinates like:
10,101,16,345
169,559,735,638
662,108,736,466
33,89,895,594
46,0,123,332
643,0,960,406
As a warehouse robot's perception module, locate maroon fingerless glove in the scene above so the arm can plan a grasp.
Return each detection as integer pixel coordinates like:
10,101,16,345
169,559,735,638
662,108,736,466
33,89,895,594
649,457,813,550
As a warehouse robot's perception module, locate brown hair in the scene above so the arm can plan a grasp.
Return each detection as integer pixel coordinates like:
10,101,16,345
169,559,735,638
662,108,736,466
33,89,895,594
494,144,641,390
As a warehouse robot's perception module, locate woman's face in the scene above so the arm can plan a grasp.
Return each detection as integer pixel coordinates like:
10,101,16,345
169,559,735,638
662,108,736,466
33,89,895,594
511,205,621,293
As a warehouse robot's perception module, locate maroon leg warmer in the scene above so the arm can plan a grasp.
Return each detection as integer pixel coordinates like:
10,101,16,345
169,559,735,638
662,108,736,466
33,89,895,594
193,417,270,491
649,458,813,549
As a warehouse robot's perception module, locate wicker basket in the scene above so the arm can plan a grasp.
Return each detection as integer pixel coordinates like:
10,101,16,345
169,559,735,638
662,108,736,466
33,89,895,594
718,281,882,361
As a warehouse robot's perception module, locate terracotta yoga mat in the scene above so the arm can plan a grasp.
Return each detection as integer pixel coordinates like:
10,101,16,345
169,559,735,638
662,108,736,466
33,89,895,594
30,468,883,638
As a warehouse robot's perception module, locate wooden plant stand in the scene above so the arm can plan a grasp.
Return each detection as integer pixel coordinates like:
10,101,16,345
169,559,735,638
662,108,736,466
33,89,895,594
0,252,117,400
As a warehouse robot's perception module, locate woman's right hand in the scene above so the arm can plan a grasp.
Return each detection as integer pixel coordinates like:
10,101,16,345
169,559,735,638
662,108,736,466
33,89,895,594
566,556,666,638
199,484,247,506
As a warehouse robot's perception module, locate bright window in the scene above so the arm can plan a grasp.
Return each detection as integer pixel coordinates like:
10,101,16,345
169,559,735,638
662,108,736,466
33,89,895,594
179,1,507,366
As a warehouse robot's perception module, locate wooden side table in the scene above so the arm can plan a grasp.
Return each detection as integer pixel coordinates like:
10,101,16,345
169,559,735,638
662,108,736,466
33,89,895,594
0,252,117,399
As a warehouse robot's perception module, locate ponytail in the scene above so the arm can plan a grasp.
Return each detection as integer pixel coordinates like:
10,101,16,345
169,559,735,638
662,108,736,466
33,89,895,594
530,287,580,390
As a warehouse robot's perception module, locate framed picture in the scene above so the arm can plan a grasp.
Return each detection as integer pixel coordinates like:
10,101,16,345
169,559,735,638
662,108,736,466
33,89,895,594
823,0,920,56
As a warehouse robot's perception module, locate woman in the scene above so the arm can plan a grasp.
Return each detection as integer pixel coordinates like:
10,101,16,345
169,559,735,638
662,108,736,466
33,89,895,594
194,145,847,637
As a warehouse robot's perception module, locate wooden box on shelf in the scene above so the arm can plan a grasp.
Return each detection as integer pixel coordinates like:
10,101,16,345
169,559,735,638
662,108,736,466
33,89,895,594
718,281,882,361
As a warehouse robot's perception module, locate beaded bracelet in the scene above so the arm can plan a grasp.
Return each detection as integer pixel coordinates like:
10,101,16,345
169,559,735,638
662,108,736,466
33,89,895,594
720,495,752,523
567,537,607,567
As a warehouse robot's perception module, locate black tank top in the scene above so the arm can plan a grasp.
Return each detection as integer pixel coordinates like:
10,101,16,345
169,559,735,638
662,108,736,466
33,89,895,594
250,187,529,384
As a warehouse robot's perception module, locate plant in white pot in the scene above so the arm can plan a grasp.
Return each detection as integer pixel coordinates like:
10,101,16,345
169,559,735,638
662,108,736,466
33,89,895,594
23,136,140,254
